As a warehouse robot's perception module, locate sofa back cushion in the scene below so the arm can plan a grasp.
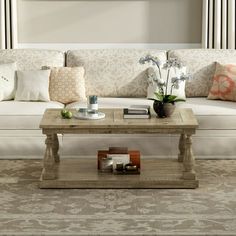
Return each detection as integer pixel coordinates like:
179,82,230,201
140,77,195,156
168,49,236,97
66,49,166,97
0,49,65,70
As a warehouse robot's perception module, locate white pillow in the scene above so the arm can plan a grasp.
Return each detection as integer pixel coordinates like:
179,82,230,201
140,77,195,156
15,70,51,101
0,62,17,101
147,66,186,100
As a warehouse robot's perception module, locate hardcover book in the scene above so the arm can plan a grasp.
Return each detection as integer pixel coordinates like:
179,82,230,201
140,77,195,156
109,146,128,154
127,105,150,114
123,108,150,119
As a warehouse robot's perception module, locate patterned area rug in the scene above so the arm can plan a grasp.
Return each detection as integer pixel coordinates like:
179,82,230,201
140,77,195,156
0,160,236,236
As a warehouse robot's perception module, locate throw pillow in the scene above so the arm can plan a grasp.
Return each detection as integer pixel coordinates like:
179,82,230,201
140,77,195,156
147,66,186,100
0,62,17,101
15,70,51,101
45,67,86,104
208,63,236,101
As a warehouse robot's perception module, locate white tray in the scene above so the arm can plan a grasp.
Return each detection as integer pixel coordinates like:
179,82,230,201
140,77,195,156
74,112,105,120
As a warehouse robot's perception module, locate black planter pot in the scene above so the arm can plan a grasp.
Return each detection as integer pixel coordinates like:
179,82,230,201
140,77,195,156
153,101,175,118
153,101,165,118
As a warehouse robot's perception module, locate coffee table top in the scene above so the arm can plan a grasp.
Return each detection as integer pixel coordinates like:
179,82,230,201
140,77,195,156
40,108,198,134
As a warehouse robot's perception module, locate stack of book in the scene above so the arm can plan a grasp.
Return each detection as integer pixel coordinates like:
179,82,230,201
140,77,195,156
123,105,151,119
97,147,140,174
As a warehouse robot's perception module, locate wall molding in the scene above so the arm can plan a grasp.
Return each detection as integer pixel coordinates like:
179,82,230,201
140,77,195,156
17,43,202,50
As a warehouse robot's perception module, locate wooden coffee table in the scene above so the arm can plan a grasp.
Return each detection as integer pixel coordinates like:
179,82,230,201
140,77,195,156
39,108,199,189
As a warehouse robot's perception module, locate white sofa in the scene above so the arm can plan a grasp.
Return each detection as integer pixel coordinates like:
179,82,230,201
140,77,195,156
0,49,236,159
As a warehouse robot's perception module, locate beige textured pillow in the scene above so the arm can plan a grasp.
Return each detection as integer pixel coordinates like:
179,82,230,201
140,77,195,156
48,67,86,104
208,63,236,101
15,70,50,101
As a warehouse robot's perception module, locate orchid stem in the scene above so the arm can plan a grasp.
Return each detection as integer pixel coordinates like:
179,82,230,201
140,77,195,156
165,69,170,95
170,84,174,95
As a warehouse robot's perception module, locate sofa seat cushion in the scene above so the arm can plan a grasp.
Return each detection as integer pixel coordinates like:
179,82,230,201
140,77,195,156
0,101,64,129
177,98,236,115
67,97,236,130
66,97,154,109
177,98,236,129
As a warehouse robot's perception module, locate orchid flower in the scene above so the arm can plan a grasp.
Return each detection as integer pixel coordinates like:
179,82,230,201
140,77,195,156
139,55,190,103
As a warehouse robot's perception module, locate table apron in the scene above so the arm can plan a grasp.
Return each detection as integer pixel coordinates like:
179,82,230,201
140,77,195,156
42,128,196,135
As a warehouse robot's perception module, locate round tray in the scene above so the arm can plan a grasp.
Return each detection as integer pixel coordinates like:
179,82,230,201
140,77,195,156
74,112,105,120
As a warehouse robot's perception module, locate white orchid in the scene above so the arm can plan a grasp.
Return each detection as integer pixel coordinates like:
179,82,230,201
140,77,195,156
139,54,162,78
139,55,191,103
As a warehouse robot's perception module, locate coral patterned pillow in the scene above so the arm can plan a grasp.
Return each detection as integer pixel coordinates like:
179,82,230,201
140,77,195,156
208,63,236,101
45,67,86,104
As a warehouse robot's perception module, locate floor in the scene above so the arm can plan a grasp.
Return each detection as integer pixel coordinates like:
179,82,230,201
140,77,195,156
0,159,236,236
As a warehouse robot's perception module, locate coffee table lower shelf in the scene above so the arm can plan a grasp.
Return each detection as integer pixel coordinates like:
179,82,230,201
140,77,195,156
39,158,199,189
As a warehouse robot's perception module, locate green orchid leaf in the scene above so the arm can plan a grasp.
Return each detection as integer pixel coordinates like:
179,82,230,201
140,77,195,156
163,95,177,103
173,98,186,102
168,95,178,100
154,92,163,102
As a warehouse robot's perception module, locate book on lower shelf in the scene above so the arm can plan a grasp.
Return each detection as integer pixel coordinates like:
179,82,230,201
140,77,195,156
97,150,141,170
123,105,151,119
109,146,128,154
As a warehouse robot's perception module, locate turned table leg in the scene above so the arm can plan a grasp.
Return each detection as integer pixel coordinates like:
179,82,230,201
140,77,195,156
52,134,60,163
178,133,186,162
42,134,57,180
182,134,196,180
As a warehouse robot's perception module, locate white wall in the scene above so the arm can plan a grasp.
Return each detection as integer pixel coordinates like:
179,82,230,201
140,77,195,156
17,0,202,48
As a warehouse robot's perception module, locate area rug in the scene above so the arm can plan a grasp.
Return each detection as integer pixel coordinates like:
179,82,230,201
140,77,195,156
0,160,236,236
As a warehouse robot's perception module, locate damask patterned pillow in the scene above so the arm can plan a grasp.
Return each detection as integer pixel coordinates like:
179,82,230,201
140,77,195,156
208,63,236,101
46,67,86,104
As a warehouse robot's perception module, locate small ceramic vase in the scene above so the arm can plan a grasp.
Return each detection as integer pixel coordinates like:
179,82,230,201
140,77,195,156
153,101,175,118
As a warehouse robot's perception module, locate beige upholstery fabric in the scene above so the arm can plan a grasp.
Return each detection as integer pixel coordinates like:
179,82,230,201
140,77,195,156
0,49,65,70
168,49,236,97
66,49,167,97
49,67,86,104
